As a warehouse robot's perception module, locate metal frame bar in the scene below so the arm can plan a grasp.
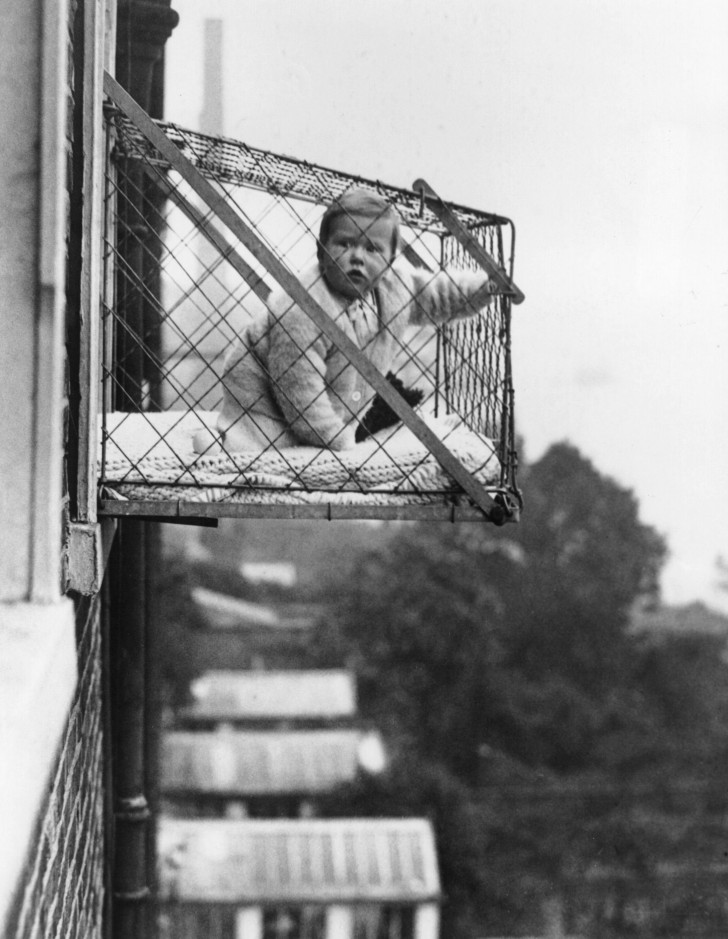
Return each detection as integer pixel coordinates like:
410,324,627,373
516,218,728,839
104,72,509,523
114,115,510,234
98,499,504,522
413,178,525,305
75,0,107,524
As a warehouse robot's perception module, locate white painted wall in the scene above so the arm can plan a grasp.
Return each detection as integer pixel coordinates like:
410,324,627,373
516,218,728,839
235,906,263,939
0,0,45,598
415,902,440,939
326,905,354,939
0,0,109,930
0,600,77,932
0,0,69,601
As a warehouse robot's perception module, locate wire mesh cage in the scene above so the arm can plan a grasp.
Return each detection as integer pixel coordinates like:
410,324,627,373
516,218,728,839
98,84,521,523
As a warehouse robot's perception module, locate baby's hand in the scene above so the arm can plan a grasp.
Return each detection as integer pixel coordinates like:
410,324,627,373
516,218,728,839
193,427,224,455
423,271,493,320
329,424,357,452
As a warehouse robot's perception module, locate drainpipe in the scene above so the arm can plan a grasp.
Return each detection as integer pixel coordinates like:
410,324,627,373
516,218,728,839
111,4,177,939
110,521,150,937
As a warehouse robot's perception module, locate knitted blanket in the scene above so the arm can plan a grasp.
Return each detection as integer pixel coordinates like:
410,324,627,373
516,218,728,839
100,411,500,506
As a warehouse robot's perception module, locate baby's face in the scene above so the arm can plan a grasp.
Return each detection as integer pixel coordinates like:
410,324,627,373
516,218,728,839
320,213,395,300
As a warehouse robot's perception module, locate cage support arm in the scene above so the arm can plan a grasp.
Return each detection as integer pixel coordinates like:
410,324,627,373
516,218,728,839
413,179,525,305
104,72,505,522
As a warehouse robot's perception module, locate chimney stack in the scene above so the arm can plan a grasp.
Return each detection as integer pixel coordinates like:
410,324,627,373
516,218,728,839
200,19,224,135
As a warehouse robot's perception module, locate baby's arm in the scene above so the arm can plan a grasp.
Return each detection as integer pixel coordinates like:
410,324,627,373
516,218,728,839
268,307,356,450
407,268,495,326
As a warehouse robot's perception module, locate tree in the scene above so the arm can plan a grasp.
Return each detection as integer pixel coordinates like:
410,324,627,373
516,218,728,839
313,441,679,935
324,442,668,777
504,443,666,692
328,520,510,779
320,749,544,939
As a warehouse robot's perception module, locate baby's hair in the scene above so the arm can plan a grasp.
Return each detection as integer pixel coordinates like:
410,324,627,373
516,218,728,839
317,188,400,263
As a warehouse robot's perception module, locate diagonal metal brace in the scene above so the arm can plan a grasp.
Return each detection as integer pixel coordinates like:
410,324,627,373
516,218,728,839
104,72,506,522
413,178,525,305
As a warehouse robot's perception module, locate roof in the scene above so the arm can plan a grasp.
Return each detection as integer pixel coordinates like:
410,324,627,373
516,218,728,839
158,818,440,904
182,670,357,723
191,587,280,629
161,729,379,796
240,561,297,587
191,587,322,632
630,601,728,637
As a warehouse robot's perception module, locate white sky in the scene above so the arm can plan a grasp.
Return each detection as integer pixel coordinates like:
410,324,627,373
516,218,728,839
165,0,728,611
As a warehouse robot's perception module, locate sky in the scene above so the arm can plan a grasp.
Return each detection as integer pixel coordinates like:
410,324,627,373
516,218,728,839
165,0,728,612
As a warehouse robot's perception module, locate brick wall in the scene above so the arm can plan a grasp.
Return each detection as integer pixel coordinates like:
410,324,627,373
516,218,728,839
7,598,106,939
8,3,109,931
1,0,110,932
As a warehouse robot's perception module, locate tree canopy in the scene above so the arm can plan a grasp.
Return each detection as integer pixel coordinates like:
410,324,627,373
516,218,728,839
155,440,728,936
311,442,728,935
327,442,669,777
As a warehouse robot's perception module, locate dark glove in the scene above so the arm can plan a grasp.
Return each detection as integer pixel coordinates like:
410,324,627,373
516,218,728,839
355,372,424,443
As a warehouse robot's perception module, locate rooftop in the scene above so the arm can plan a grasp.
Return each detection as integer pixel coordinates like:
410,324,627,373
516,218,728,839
182,669,357,723
192,587,279,629
158,817,440,904
161,729,382,796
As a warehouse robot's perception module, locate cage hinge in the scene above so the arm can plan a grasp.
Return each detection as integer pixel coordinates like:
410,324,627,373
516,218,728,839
65,520,117,596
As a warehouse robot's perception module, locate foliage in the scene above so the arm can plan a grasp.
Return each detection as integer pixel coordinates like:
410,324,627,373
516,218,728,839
310,442,728,935
320,749,544,938
154,441,728,936
153,545,207,708
326,443,669,777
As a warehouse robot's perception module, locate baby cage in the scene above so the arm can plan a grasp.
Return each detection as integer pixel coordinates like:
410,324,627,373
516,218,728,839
96,74,522,525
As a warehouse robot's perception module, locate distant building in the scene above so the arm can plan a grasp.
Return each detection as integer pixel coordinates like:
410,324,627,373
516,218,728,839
241,562,298,588
192,587,280,629
179,669,357,730
161,728,386,818
158,817,441,939
630,600,728,637
186,588,326,670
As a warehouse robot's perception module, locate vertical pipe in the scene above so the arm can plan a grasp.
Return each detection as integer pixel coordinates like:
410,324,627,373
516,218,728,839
111,519,151,938
101,537,116,939
144,521,163,904
110,7,178,939
65,0,86,522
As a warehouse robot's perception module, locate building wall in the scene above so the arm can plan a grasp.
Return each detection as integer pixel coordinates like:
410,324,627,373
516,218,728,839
5,598,107,939
0,0,54,598
0,0,111,934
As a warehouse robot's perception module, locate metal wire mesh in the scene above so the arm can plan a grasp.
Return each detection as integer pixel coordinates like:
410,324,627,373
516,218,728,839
99,109,520,518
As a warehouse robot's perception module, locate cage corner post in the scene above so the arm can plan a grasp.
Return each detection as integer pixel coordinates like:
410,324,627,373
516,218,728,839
109,3,178,938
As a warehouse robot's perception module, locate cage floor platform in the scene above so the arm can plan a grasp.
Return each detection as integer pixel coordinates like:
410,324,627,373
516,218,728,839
98,409,504,521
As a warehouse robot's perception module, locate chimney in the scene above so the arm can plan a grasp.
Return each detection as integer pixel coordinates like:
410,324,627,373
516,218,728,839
200,19,224,135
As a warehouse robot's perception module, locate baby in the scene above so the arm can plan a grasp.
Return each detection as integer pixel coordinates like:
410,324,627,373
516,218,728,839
195,188,495,455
